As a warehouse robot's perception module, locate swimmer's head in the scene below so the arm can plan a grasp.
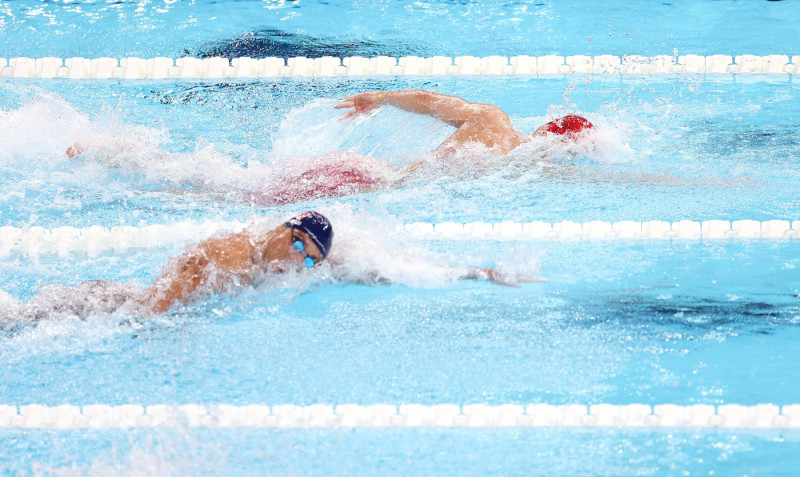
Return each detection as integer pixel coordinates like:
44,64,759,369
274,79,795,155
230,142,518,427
534,114,593,138
283,211,334,260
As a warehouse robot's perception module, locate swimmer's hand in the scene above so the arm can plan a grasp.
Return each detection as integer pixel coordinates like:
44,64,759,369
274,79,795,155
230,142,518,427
335,92,382,118
66,143,86,158
466,267,546,287
480,268,517,287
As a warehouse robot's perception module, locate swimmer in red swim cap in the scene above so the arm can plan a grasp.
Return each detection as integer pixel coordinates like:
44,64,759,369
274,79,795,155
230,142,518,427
65,89,593,206
533,114,594,139
337,89,593,159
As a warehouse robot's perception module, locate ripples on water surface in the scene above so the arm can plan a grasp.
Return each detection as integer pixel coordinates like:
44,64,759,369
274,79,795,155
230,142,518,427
1,0,800,58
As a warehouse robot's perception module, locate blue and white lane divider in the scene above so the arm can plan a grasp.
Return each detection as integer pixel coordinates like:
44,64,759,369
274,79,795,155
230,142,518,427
1,220,798,257
0,403,798,429
1,55,798,79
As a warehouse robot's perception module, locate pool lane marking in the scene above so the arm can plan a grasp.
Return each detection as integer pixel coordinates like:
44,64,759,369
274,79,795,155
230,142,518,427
1,55,798,79
1,220,798,257
0,403,798,429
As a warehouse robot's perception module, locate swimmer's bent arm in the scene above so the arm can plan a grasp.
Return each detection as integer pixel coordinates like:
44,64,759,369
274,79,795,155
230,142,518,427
141,234,254,313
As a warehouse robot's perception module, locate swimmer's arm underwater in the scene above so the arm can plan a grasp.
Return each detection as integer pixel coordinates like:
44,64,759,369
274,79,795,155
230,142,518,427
324,252,542,288
463,267,547,287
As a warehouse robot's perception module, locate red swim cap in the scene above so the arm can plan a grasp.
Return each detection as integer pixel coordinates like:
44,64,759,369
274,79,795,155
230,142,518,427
543,114,593,137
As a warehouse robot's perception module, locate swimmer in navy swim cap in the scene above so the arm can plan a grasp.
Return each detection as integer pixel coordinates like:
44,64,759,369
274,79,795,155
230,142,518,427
337,89,592,161
15,210,533,319
141,211,333,312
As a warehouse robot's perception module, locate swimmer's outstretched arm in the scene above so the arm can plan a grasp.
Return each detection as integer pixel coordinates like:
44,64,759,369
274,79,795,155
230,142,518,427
337,90,524,157
464,267,547,287
337,90,503,128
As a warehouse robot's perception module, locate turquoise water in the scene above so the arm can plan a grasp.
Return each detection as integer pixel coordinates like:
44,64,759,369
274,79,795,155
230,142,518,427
2,241,800,406
1,0,800,475
1,0,800,58
3,428,800,476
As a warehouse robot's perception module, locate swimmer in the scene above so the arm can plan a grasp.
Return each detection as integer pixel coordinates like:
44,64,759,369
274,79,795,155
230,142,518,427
244,152,388,206
66,90,590,160
137,211,332,312
258,91,592,203
10,211,517,319
336,89,593,161
65,90,593,205
24,211,335,316
140,210,514,312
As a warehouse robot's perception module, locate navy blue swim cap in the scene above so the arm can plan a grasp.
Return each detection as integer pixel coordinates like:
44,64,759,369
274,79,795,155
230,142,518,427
284,211,334,259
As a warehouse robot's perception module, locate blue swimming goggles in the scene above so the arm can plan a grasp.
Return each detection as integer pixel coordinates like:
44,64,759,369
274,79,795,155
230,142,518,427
292,234,318,268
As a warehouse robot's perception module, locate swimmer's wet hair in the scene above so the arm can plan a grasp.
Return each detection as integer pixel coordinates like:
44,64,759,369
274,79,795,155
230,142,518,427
284,211,334,259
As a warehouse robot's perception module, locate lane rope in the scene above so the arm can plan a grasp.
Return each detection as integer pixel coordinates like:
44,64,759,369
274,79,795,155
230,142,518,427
0,55,797,79
1,219,798,257
0,403,797,429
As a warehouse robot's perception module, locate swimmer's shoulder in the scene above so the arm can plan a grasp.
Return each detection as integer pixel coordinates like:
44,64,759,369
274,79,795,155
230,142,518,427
197,231,258,263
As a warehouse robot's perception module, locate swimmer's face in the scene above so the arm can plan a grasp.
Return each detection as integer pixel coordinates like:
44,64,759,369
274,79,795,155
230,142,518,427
287,228,324,268
264,226,324,271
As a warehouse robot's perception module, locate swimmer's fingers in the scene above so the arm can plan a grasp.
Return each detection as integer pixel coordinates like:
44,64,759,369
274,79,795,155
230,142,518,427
334,98,355,109
334,100,361,119
336,103,378,120
335,93,380,113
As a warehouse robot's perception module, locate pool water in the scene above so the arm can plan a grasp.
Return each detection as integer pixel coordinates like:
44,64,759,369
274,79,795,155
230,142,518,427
2,0,799,58
3,428,800,476
2,0,800,475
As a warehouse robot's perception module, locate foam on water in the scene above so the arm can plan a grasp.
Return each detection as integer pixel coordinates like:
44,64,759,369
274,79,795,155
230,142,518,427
271,98,452,162
0,95,423,204
0,91,92,166
0,92,260,193
5,280,141,324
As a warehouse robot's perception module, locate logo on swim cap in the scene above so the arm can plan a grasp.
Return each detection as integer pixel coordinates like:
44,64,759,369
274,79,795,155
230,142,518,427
284,211,333,259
